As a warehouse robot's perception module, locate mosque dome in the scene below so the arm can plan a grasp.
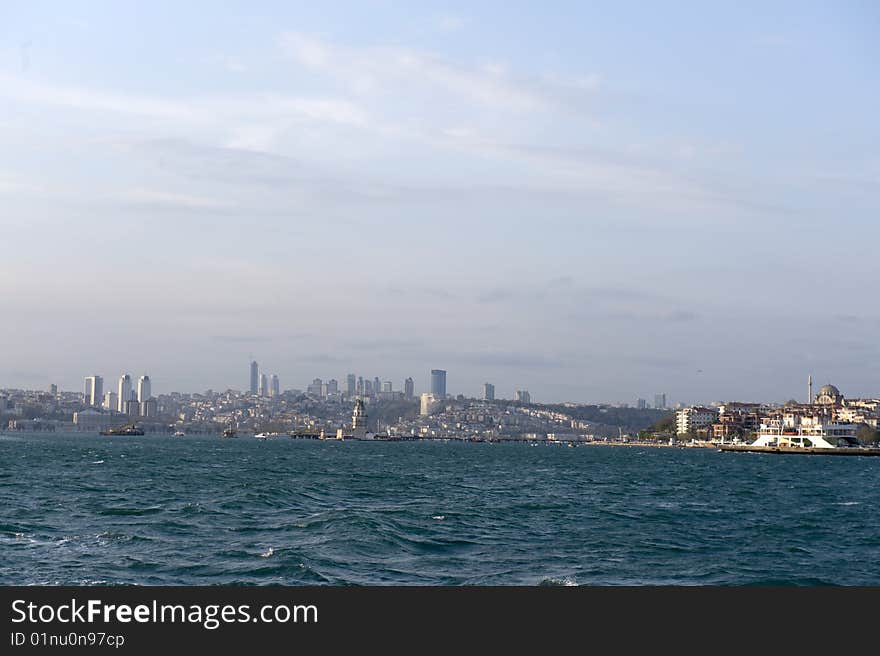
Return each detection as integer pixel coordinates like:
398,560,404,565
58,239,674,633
815,384,843,405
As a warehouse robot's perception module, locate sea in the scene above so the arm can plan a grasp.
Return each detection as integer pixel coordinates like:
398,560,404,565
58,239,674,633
2,432,879,585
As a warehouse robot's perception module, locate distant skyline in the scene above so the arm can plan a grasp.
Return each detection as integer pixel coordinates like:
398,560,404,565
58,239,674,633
1,2,878,404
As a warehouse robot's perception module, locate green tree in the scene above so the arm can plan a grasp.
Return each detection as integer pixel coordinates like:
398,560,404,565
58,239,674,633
856,424,880,446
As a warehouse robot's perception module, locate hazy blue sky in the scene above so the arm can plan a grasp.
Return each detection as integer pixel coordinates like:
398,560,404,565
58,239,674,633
1,1,878,404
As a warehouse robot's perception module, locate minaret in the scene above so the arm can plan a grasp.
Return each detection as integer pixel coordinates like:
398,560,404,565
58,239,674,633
808,375,813,405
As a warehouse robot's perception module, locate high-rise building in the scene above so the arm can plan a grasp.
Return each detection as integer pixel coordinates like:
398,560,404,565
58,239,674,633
364,380,373,396
346,374,356,396
327,379,338,396
636,398,647,409
654,393,667,409
404,377,414,399
103,391,117,411
137,375,151,402
515,390,531,403
356,376,364,396
270,374,280,397
430,369,447,398
140,398,157,418
259,373,268,397
307,378,323,397
250,361,259,395
483,383,495,401
117,374,131,412
49,384,58,396
382,381,392,393
83,375,103,407
373,377,381,397
420,393,442,416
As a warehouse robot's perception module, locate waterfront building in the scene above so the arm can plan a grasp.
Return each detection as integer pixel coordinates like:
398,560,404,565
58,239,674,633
250,361,259,395
431,369,447,399
483,383,495,401
516,390,531,404
676,406,718,436
83,375,103,407
137,375,151,403
117,374,131,412
404,377,414,399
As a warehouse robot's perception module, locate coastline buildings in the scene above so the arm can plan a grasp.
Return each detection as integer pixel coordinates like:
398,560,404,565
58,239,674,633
674,382,879,441
431,370,447,399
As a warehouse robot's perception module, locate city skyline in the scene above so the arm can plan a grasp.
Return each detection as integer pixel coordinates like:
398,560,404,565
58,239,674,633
1,3,878,403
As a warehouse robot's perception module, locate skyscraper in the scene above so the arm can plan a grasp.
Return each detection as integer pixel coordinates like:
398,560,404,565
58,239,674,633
356,376,364,396
654,393,667,409
137,375,151,402
346,374,356,396
404,377,414,399
382,381,392,393
250,361,259,395
636,398,647,409
483,383,495,401
83,375,103,407
117,374,131,412
259,373,268,397
515,390,531,403
373,377,381,398
270,374,280,397
430,369,447,398
327,379,338,396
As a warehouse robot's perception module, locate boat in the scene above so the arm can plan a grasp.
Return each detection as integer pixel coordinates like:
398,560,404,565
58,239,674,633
99,423,145,436
222,425,237,438
173,430,186,437
720,418,880,456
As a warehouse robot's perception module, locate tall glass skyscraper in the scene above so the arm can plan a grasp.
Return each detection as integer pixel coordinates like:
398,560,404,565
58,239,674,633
430,369,446,398
250,361,259,395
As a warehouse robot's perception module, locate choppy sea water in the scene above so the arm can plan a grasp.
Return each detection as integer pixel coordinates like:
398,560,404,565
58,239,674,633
2,432,879,585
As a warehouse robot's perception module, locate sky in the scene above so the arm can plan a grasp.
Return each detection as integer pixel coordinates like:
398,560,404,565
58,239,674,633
1,1,878,405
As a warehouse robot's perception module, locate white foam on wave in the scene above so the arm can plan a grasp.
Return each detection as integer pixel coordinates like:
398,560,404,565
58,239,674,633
92,460,105,464
260,547,274,558
834,501,860,506
432,515,445,520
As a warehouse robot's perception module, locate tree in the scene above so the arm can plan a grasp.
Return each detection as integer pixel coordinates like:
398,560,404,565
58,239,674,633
856,424,880,446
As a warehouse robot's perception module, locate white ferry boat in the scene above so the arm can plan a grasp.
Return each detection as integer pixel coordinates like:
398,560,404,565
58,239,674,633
721,418,879,456
750,418,861,449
